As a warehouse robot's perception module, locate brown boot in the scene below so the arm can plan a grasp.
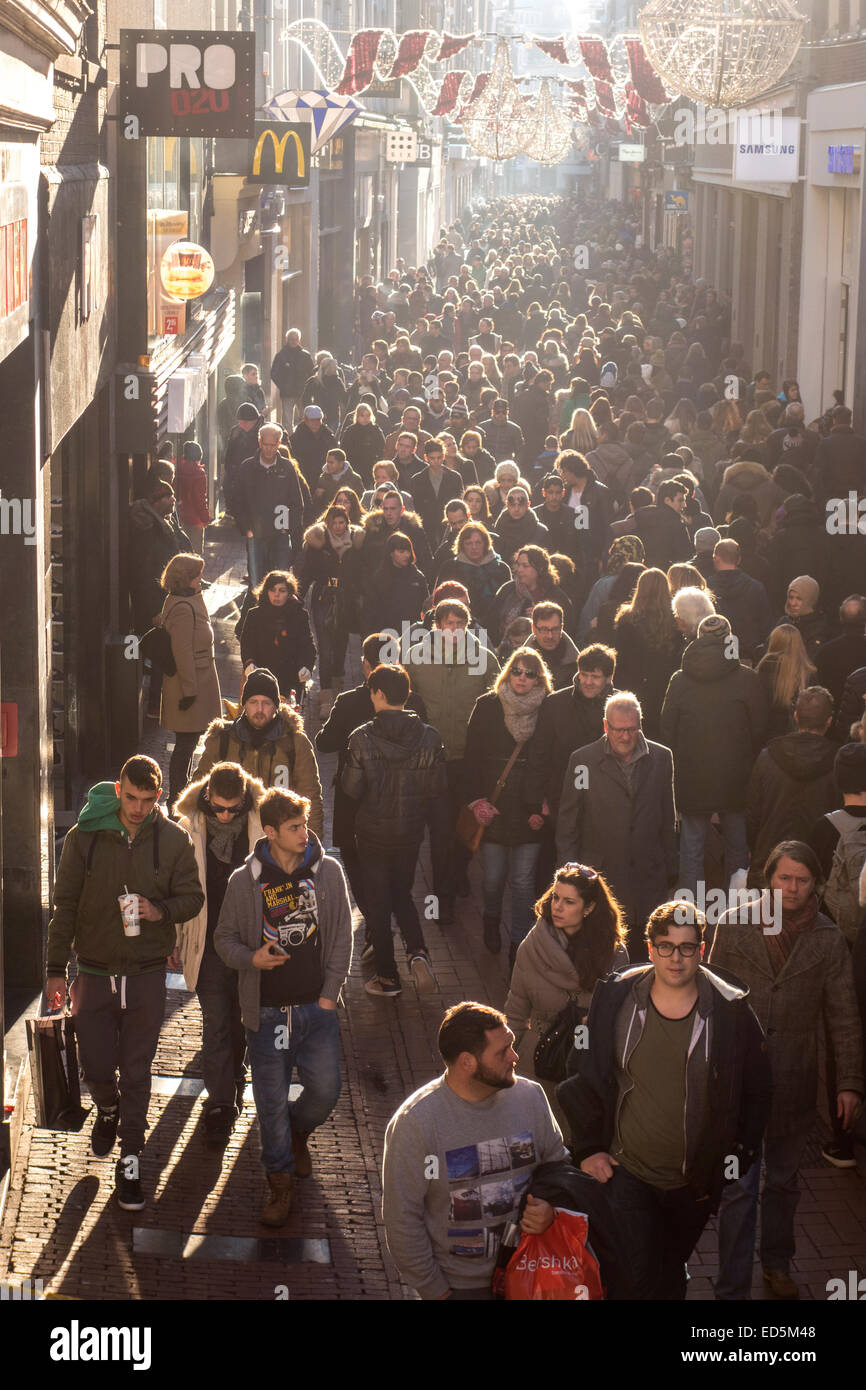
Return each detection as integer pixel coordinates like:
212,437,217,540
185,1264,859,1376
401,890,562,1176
260,1171,295,1227
291,1131,313,1179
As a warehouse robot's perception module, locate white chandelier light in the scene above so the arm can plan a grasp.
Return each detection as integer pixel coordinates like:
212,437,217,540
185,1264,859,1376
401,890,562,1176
528,79,574,164
461,37,536,160
638,0,806,108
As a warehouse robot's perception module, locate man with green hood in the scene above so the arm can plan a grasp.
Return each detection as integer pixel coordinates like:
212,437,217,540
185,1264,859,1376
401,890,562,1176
45,755,203,1211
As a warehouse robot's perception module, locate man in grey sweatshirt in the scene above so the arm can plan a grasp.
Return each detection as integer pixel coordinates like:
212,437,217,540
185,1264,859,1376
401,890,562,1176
382,1002,568,1299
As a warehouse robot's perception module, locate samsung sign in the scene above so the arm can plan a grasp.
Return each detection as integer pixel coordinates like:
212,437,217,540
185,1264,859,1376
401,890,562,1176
732,116,799,183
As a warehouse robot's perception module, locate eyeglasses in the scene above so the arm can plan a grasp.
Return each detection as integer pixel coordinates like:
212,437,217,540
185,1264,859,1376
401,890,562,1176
607,724,639,734
562,863,599,881
512,666,540,680
653,941,699,958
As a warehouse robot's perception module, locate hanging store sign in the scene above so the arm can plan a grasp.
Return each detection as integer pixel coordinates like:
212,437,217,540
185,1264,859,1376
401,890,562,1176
617,143,645,162
250,122,311,185
160,240,215,301
664,190,689,212
119,30,255,137
732,116,799,184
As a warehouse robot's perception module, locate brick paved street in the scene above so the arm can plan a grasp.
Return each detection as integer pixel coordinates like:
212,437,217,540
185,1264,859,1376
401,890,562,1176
1,520,865,1302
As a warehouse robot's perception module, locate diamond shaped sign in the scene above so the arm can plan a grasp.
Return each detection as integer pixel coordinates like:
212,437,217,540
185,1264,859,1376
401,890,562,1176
262,89,362,154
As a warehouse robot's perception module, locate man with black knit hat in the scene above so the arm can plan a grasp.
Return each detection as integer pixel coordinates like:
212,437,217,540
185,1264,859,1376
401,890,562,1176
215,787,352,1225
195,667,323,836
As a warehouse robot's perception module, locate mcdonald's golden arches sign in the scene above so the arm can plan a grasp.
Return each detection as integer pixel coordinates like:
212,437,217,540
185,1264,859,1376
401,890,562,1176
250,122,311,186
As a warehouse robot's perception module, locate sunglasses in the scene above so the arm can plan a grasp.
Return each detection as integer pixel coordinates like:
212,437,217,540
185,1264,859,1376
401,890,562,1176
562,863,599,881
512,666,540,680
205,797,246,818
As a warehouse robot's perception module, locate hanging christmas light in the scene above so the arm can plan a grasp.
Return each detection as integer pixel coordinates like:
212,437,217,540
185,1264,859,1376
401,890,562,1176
637,0,806,108
460,37,536,160
527,80,574,164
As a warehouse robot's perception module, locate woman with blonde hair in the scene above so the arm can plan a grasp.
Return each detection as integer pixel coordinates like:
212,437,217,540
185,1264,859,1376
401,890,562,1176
668,562,710,596
159,551,222,810
756,623,817,739
464,647,553,966
564,406,598,454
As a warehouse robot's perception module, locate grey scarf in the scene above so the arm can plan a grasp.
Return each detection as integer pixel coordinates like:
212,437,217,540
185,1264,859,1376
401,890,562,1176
497,681,547,743
204,812,248,864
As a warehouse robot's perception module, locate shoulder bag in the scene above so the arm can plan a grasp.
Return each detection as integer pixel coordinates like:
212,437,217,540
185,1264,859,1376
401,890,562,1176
456,740,527,855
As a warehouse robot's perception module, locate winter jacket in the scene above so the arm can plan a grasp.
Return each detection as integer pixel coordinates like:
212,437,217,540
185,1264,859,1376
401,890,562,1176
714,460,786,526
159,591,222,736
557,964,771,1203
535,504,583,563
491,508,551,562
556,736,678,929
769,608,832,660
231,454,311,557
270,343,315,399
491,579,572,647
214,833,352,1032
301,371,347,424
836,665,866,742
311,463,365,510
462,692,545,847
629,502,692,569
341,708,447,849
223,425,262,513
127,499,192,632
525,631,580,691
362,561,429,636
610,616,680,739
477,416,525,462
175,456,212,530
660,632,769,813
812,427,866,503
174,777,265,990
710,568,774,660
765,496,834,611
287,421,338,491
361,509,434,583
408,633,500,760
340,421,387,485
195,705,323,838
315,683,427,847
295,522,366,637
744,733,838,885
407,465,466,542
506,918,629,1042
524,675,617,819
815,631,866,708
435,552,512,635
513,385,553,463
46,784,203,978
239,594,317,701
709,909,863,1136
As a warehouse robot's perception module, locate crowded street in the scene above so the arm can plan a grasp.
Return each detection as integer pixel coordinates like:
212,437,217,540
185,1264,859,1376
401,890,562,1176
1,0,866,1364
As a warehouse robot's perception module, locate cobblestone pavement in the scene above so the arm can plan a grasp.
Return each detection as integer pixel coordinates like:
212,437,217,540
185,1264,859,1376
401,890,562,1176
1,520,865,1301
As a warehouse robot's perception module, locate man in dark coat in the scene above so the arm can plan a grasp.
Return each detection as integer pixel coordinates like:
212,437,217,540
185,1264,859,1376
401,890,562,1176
556,692,677,959
812,403,866,503
815,595,866,707
524,643,618,825
630,478,693,570
660,614,769,897
711,538,773,661
477,399,525,462
288,407,338,492
223,404,263,516
128,482,192,634
270,329,315,428
744,686,837,885
492,488,550,559
407,440,464,543
535,473,583,562
513,370,554,469
232,425,313,586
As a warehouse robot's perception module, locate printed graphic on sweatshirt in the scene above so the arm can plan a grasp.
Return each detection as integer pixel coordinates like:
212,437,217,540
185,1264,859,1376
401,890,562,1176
444,1132,536,1257
261,876,318,951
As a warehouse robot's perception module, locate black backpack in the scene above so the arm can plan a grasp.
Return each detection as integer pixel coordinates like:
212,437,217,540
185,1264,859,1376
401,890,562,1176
139,601,195,677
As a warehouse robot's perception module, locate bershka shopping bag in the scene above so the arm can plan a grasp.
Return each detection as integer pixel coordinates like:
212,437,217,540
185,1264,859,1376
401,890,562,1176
25,1014,82,1128
505,1208,605,1300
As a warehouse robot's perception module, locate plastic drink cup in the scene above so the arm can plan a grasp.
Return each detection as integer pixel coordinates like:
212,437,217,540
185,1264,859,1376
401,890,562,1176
118,891,140,937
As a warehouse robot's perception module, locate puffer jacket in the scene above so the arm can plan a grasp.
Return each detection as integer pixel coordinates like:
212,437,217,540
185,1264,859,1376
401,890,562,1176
46,783,203,978
195,704,323,838
462,691,545,847
174,775,265,990
506,917,629,1042
660,632,769,813
408,633,500,759
714,459,786,526
341,708,447,849
557,964,771,1203
744,732,838,884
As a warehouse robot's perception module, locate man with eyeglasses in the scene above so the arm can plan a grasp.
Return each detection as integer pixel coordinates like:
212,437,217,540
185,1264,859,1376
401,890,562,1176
526,601,579,691
556,692,677,960
557,901,770,1300
174,761,267,1149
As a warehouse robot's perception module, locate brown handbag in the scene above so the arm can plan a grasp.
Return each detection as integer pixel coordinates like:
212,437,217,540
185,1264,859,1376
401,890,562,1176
456,742,527,855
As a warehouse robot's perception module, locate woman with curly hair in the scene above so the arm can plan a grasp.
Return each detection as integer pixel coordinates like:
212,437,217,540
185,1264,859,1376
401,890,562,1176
492,545,572,643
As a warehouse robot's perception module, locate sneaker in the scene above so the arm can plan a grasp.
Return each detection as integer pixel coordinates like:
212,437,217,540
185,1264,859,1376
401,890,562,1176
762,1267,799,1300
409,953,438,995
261,1171,295,1227
822,1139,857,1169
292,1131,313,1179
91,1106,119,1157
365,975,402,998
204,1106,236,1150
115,1155,145,1211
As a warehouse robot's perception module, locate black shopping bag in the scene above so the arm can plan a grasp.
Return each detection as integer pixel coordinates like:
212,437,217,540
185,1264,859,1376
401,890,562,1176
25,1014,83,1128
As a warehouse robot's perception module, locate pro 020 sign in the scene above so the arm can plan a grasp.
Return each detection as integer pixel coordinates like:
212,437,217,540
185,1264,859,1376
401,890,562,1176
119,30,254,137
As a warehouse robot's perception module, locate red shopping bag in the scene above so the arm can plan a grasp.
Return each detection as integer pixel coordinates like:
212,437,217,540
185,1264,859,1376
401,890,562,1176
505,1208,605,1301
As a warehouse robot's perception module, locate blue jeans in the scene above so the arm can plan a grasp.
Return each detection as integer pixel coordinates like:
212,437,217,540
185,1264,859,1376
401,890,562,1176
678,812,748,899
245,1003,341,1174
714,1129,810,1299
481,841,541,946
247,534,292,590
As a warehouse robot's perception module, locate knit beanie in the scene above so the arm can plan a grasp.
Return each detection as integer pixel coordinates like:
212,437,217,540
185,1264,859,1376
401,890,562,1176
237,403,260,422
694,527,720,553
698,614,731,639
242,668,280,707
608,534,645,571
788,575,820,611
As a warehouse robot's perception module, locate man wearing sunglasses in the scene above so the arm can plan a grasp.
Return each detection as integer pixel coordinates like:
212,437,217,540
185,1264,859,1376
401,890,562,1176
174,762,266,1149
557,900,770,1300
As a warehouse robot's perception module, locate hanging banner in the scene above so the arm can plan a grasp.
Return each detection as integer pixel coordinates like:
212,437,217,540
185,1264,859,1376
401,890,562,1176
119,30,255,137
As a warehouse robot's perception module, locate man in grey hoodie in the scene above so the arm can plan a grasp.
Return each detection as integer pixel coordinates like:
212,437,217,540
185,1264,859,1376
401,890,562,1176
215,787,352,1226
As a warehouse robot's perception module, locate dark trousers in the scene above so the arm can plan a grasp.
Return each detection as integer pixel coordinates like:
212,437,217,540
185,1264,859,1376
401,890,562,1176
429,758,470,903
195,933,247,1111
338,842,369,921
825,937,854,1142
71,970,166,1156
606,1165,713,1299
358,840,427,980
169,731,202,812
